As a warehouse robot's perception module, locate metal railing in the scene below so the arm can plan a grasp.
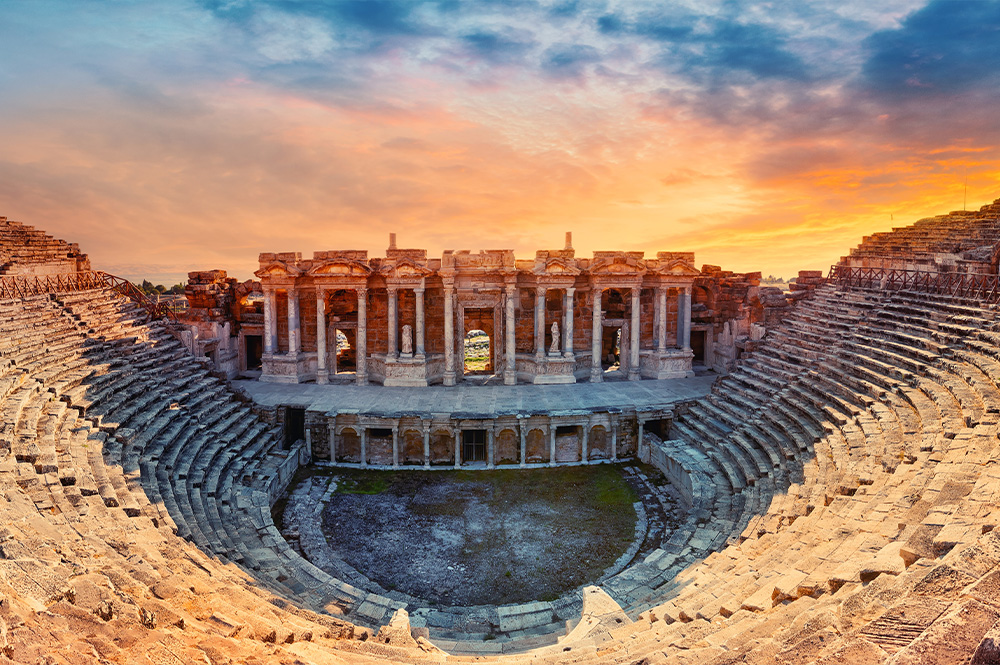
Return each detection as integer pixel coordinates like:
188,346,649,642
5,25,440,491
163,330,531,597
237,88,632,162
0,270,178,320
830,265,1000,302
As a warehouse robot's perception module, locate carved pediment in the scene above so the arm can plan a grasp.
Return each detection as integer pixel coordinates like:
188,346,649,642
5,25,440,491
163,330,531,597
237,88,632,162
379,257,433,278
655,259,700,276
308,259,372,277
535,257,581,276
254,261,303,278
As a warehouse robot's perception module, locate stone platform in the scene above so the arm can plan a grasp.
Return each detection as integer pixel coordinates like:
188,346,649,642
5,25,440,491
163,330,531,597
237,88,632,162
234,375,715,419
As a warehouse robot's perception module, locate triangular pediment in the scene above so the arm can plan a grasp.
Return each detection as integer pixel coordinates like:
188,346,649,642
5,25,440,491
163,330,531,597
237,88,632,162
254,261,302,278
656,259,700,276
307,259,372,277
535,257,581,276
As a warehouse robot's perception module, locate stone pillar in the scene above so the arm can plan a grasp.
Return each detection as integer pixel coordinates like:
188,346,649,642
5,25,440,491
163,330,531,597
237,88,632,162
454,429,461,468
356,288,368,385
611,420,617,460
392,423,399,469
563,287,575,358
675,289,684,349
628,286,640,380
387,286,398,359
519,420,527,468
549,426,556,467
264,288,277,354
504,284,517,385
581,424,589,463
415,286,425,358
535,286,545,360
287,288,300,356
656,287,667,352
682,286,692,350
591,287,603,383
422,421,430,469
638,420,645,454
360,427,367,467
444,282,456,386
487,426,495,469
329,423,336,462
316,289,328,384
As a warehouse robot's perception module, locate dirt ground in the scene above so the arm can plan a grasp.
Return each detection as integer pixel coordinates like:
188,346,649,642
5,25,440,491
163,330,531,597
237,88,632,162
318,465,639,606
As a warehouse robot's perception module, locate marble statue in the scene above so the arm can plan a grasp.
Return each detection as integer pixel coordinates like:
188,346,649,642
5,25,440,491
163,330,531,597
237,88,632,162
401,324,413,355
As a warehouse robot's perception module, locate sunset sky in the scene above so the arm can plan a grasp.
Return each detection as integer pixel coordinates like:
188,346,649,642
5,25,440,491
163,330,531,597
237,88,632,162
2,0,999,282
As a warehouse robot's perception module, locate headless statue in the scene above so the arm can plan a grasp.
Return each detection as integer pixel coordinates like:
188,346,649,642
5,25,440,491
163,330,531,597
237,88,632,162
401,324,413,355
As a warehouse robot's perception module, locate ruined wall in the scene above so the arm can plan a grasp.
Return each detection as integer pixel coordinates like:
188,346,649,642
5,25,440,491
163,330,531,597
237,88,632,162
695,268,827,374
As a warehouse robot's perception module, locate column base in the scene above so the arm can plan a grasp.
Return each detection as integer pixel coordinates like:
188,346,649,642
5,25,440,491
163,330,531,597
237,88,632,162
443,372,457,387
590,368,603,383
627,370,641,381
503,370,516,386
356,374,368,386
316,369,329,385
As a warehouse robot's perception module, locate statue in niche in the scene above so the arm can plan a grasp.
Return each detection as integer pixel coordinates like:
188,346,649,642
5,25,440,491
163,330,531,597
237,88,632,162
401,324,413,355
549,321,560,355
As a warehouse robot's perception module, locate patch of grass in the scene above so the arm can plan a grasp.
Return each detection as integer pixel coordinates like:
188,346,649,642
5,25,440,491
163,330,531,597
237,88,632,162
335,474,389,495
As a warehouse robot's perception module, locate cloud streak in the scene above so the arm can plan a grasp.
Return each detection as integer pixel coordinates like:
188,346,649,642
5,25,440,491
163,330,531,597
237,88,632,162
0,0,998,280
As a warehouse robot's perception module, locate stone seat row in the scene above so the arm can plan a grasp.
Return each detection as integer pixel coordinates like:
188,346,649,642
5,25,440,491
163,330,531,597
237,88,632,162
7,278,1000,663
0,290,445,664
623,285,1000,662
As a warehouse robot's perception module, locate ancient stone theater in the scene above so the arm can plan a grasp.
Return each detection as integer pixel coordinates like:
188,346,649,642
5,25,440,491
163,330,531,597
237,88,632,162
3,202,1000,663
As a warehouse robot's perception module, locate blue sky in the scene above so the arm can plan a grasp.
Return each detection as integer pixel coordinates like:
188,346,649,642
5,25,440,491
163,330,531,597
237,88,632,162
1,0,998,279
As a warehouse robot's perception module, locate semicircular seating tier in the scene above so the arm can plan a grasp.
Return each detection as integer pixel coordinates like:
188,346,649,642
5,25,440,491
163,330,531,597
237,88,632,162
4,275,1000,662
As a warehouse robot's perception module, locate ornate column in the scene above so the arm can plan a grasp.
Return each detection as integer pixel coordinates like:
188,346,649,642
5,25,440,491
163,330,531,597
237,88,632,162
563,287,575,358
487,426,495,469
387,286,398,359
316,288,328,384
360,427,367,467
415,284,425,358
656,287,667,352
519,419,527,468
682,286,692,350
454,429,461,468
356,288,368,385
422,420,430,469
392,423,399,469
581,424,589,463
628,286,640,380
444,280,456,386
534,286,545,360
287,288,300,356
504,284,516,385
549,426,556,467
263,287,276,354
590,287,603,383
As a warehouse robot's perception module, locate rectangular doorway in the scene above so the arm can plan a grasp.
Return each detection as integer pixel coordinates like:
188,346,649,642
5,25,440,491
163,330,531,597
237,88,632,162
245,334,263,369
283,406,305,450
691,330,706,362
